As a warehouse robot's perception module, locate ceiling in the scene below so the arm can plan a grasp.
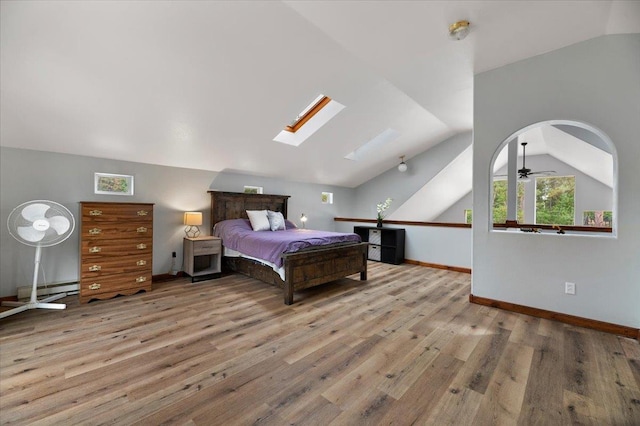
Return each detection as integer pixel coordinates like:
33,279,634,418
1,1,638,187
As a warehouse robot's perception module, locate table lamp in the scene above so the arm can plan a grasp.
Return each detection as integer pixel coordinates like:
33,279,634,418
184,211,202,238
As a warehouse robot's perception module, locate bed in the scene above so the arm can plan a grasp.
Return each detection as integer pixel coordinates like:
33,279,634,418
209,191,368,304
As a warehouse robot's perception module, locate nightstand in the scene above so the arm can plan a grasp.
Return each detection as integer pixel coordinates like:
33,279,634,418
183,236,222,282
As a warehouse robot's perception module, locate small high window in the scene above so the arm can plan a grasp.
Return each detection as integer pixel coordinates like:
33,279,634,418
321,192,333,204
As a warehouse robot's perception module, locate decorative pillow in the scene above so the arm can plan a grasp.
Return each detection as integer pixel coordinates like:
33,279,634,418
246,210,270,231
284,219,297,229
267,210,286,231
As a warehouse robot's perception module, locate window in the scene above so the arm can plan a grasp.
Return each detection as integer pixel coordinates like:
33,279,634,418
243,186,263,194
273,94,345,147
285,95,331,133
464,209,472,224
535,176,575,225
321,192,333,204
583,210,612,227
492,180,525,223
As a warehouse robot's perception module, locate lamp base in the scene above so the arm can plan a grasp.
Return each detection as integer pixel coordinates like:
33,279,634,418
185,226,201,238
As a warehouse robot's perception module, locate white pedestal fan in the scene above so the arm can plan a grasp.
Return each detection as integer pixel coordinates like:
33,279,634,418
1,201,75,320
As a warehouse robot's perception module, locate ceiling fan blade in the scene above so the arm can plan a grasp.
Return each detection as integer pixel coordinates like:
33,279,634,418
529,170,556,176
17,225,46,242
48,215,71,235
21,203,50,222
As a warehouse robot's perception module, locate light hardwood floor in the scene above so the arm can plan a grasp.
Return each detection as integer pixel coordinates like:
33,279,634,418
1,262,639,425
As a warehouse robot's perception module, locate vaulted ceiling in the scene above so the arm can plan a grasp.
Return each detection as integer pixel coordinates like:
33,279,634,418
1,1,638,187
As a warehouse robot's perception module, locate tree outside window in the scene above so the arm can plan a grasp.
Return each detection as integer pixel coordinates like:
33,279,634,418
492,180,525,223
535,176,575,225
464,209,472,224
583,210,612,227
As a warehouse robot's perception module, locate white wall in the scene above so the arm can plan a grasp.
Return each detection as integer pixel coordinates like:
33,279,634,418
473,34,640,328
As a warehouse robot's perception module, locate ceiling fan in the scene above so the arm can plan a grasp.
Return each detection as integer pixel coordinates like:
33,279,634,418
497,142,555,180
517,142,555,179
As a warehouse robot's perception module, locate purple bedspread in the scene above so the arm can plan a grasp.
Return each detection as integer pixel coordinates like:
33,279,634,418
213,219,361,268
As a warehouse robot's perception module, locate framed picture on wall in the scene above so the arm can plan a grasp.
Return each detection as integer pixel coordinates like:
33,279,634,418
94,173,134,196
243,185,263,194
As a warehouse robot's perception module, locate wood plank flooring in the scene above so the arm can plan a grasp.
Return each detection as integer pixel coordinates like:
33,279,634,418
1,262,639,425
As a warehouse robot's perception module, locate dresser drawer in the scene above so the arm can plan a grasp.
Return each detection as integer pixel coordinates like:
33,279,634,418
81,222,152,240
81,254,152,279
81,203,153,222
193,239,221,255
81,238,152,257
80,272,151,297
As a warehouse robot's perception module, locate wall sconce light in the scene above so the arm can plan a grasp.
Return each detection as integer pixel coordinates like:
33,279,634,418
300,213,308,228
183,211,202,238
398,155,408,172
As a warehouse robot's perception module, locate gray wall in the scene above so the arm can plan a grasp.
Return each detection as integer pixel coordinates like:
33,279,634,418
351,132,472,219
473,34,640,328
209,172,356,232
0,147,348,297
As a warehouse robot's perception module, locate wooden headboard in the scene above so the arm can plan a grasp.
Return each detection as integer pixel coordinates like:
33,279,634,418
208,191,290,234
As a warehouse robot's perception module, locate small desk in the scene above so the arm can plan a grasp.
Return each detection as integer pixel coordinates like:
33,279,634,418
183,236,222,282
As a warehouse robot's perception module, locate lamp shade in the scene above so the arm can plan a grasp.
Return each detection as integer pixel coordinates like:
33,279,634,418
183,211,203,226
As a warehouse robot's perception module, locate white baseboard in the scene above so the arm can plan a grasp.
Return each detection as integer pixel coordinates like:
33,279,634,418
17,282,79,300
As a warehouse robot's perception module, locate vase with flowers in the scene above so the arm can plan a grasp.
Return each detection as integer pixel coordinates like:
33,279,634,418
376,198,392,227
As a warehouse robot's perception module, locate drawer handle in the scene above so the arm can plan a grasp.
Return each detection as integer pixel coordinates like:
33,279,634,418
89,283,101,290
137,227,147,233
89,209,103,216
88,265,101,272
89,247,101,253
89,228,102,235
136,276,147,283
136,259,147,266
137,210,148,216
137,243,147,250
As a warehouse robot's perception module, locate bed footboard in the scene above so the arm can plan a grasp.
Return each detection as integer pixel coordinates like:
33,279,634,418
224,242,368,305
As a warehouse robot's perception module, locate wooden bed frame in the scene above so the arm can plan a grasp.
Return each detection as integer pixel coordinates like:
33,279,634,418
209,191,368,305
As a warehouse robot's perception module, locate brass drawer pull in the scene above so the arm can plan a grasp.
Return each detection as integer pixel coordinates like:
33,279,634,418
89,228,102,235
88,265,101,272
89,283,101,290
137,210,148,216
136,259,147,266
89,209,103,216
137,227,147,233
136,276,147,283
89,246,101,253
137,243,147,250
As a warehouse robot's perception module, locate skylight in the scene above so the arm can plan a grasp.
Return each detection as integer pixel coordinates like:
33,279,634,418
273,94,345,147
286,94,329,132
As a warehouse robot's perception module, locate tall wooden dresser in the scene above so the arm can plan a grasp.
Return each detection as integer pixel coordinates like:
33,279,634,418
79,202,154,303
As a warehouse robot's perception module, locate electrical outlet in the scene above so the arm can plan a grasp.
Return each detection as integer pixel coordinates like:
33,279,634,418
565,282,576,295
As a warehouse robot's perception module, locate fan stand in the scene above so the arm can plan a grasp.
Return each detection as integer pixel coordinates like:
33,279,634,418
0,245,66,320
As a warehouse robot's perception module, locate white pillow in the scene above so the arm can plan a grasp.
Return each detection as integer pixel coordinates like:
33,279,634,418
246,210,270,231
267,210,286,231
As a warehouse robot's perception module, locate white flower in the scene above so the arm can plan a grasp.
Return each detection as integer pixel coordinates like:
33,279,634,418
376,198,393,219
